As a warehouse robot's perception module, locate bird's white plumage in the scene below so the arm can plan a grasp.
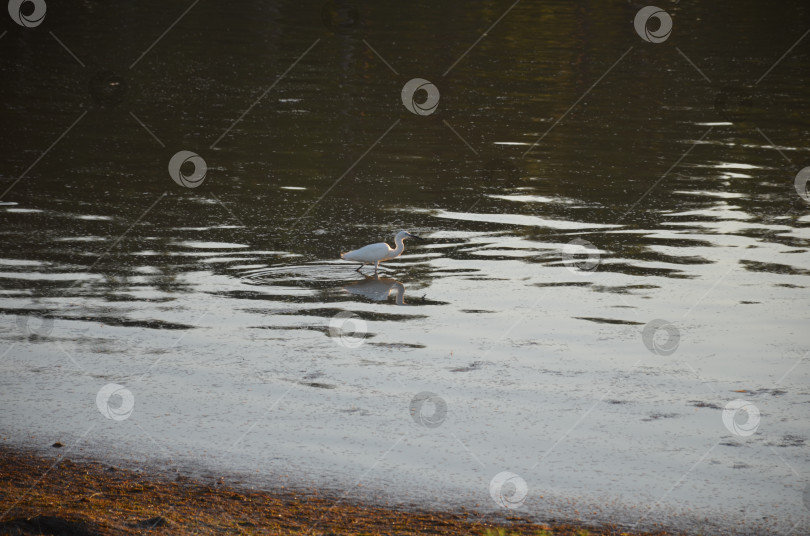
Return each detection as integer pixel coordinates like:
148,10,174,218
340,230,421,273
341,242,394,263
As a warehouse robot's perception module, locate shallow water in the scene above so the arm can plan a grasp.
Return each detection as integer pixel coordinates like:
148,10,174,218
1,1,809,534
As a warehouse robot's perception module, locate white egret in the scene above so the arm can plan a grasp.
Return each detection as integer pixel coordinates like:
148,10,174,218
340,230,422,274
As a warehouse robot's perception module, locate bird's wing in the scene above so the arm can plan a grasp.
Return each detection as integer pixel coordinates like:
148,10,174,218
341,242,391,263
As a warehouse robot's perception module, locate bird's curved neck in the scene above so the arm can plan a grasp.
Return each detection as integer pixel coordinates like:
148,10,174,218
390,236,406,257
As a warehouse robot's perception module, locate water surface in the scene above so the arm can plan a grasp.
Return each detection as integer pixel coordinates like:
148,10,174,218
1,2,809,534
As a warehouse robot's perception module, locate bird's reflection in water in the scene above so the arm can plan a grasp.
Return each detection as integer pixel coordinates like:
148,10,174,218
343,274,406,305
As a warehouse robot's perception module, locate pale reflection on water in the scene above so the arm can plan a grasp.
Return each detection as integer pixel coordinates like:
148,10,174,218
345,275,407,305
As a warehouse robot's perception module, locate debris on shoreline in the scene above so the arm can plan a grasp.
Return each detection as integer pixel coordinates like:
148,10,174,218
0,447,676,536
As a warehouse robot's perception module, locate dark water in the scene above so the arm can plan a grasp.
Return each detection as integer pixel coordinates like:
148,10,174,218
2,2,809,534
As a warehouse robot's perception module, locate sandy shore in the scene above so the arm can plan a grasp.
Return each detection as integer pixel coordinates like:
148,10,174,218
0,446,681,536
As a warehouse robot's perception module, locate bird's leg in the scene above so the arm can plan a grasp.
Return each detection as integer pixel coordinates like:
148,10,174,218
374,261,379,274
355,264,363,272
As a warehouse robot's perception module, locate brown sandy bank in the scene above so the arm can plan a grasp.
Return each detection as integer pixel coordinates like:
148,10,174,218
0,446,677,536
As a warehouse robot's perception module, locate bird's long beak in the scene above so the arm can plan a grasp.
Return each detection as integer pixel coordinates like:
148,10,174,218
409,234,424,240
